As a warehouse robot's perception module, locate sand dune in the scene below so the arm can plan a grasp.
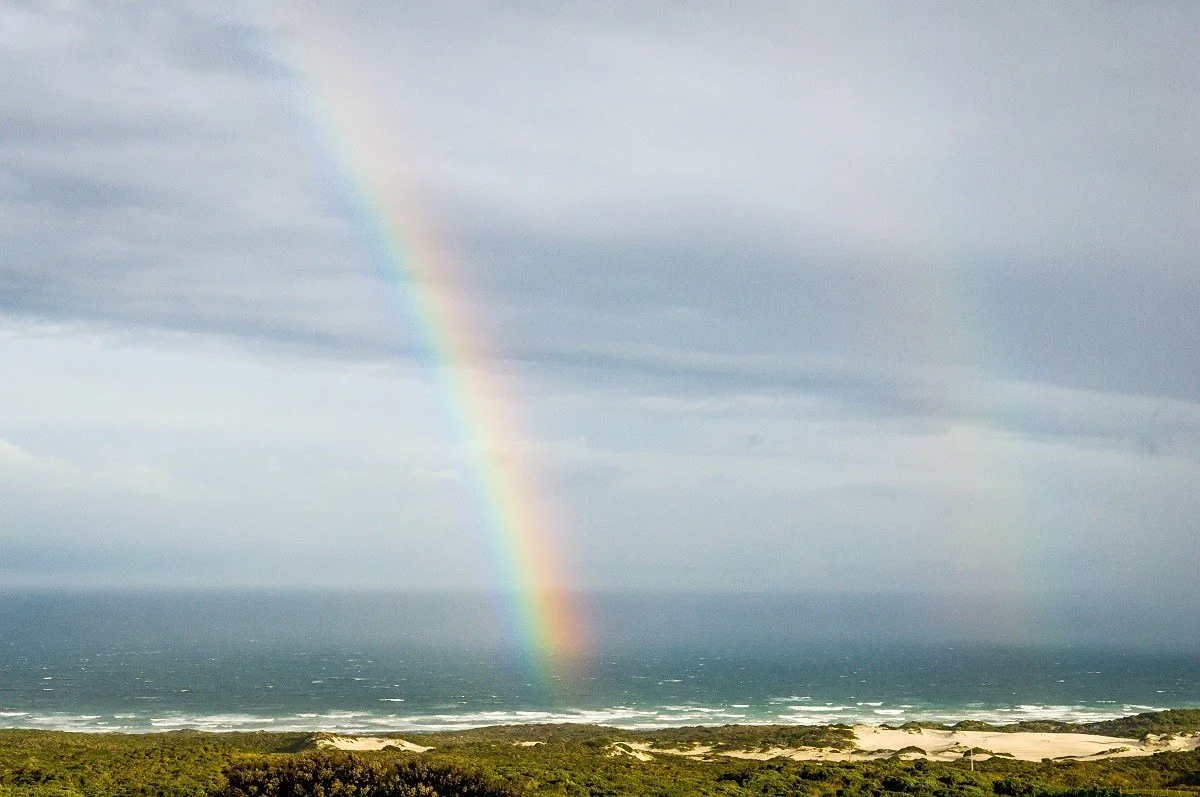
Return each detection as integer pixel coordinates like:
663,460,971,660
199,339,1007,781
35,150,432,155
315,734,433,753
609,727,1200,764
852,726,1141,761
314,724,1199,764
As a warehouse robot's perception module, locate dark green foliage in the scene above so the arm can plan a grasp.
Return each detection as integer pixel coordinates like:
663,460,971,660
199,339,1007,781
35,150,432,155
1169,769,1200,786
993,789,1129,797
215,752,517,797
894,710,1200,742
633,723,856,752
1084,710,1200,741
429,722,855,752
0,729,305,797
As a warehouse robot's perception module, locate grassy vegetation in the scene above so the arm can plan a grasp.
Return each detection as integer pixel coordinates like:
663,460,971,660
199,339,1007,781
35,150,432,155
0,730,306,797
899,711,1200,741
216,753,517,797
629,723,856,751
1086,712,1200,741
0,710,1198,796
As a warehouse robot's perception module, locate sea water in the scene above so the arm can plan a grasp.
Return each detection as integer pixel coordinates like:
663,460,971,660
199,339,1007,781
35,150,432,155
1,591,1197,733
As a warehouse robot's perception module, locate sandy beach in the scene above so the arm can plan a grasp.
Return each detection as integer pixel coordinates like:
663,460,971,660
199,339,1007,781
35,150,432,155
850,725,1199,761
317,724,1199,764
316,734,433,753
607,725,1200,764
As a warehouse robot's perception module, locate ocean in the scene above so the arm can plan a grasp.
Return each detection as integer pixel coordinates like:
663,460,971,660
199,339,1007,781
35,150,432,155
2,590,1197,734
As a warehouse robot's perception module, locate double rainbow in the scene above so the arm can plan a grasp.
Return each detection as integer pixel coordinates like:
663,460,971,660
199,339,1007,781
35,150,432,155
272,10,587,681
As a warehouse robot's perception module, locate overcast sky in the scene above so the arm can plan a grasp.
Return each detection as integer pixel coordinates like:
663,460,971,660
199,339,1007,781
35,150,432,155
2,1,1198,597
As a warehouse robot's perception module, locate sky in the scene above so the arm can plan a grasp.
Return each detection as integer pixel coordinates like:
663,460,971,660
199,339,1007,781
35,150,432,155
2,1,1198,599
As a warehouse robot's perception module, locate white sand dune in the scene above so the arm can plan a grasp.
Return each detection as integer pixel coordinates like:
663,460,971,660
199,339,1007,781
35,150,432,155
312,725,1199,763
852,726,1142,761
315,734,433,753
609,727,1200,764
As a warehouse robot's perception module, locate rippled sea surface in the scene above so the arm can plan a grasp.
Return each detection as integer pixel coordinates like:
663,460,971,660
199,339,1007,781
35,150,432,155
2,591,1197,732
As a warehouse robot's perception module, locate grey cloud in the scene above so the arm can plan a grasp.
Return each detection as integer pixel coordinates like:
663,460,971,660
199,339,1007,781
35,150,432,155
3,0,1199,592
378,1,1199,258
5,0,1198,406
392,1,1199,402
0,2,401,356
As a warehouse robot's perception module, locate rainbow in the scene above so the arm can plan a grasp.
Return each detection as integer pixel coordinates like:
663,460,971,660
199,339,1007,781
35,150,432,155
269,10,587,681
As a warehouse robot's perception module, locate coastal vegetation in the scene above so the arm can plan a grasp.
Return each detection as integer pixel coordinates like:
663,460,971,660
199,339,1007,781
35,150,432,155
217,753,517,797
904,711,1200,740
1,710,1199,797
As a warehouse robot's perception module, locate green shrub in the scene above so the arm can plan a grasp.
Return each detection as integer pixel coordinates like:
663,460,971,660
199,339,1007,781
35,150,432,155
214,752,518,797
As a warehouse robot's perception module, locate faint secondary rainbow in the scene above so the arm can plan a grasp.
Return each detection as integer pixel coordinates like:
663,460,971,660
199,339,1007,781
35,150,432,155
271,9,587,679
881,129,1049,640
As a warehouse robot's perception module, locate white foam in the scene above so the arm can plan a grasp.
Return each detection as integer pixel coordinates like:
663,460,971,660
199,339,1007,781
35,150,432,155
778,713,853,726
0,700,1182,734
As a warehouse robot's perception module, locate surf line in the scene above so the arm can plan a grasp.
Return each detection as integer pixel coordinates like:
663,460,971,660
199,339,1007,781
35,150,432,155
271,11,587,683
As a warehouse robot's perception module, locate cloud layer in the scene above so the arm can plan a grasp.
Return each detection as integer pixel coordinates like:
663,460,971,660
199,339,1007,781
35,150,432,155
2,1,1198,596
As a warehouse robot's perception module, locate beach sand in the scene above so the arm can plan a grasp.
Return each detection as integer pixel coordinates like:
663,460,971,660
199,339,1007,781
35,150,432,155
314,725,1199,763
852,726,1147,761
609,726,1200,763
315,734,433,753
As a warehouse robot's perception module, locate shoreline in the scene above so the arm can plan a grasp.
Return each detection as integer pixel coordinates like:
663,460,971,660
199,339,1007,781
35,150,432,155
3,702,1194,735
4,709,1200,764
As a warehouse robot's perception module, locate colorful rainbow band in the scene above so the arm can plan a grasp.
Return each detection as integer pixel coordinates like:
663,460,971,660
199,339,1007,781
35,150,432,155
271,9,587,683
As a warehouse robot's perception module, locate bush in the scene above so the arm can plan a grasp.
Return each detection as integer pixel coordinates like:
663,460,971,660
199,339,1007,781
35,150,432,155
214,752,519,797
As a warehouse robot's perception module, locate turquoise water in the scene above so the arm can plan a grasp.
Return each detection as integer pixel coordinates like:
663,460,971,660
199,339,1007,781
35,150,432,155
2,591,1197,732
